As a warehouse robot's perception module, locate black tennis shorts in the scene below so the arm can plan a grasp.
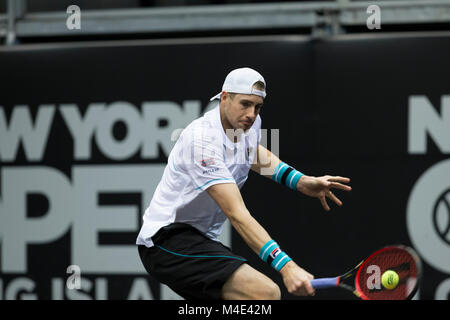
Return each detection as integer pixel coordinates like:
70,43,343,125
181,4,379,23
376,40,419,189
138,222,247,300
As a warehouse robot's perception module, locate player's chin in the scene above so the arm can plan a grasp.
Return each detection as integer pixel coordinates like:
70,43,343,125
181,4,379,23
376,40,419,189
239,121,252,129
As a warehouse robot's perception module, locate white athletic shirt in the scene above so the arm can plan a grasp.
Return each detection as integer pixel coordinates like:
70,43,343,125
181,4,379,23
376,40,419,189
136,102,262,247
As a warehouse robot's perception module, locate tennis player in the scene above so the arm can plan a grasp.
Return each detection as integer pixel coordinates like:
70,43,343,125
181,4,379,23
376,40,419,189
136,67,351,300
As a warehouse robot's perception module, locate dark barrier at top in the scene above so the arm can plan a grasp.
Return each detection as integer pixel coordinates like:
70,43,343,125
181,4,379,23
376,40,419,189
0,35,449,300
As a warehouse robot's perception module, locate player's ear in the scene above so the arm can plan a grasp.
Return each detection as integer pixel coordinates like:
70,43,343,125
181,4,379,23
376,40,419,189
221,91,228,102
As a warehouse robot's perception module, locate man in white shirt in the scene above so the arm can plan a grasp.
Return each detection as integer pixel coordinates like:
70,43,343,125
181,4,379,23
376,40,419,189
136,67,351,300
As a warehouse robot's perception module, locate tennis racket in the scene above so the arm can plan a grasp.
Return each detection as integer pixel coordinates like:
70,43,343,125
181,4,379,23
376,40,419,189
310,245,421,300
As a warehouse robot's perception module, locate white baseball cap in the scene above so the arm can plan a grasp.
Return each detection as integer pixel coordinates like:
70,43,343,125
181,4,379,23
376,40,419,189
210,67,267,101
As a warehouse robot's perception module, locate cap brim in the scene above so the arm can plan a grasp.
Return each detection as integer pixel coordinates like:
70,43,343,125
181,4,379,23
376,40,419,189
210,92,222,101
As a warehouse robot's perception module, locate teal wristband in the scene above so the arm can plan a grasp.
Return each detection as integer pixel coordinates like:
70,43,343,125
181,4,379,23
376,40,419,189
259,240,292,272
272,162,304,190
271,251,292,272
259,240,278,262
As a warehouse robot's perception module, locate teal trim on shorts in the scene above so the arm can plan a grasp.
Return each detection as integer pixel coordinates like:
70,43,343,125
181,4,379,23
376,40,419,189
155,245,247,262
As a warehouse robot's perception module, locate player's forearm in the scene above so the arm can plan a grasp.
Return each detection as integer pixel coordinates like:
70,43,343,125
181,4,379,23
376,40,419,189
230,209,295,274
250,145,281,178
251,146,304,192
227,209,272,255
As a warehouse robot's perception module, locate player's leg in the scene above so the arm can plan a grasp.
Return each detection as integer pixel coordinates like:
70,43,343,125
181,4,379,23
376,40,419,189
221,263,281,300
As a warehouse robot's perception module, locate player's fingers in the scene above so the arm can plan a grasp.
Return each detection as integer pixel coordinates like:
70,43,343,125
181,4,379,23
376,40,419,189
293,283,313,297
304,280,315,296
329,182,352,192
320,196,330,211
327,191,342,206
328,176,350,183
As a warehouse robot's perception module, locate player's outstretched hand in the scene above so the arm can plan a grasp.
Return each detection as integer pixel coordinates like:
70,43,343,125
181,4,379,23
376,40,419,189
280,261,315,296
296,175,352,211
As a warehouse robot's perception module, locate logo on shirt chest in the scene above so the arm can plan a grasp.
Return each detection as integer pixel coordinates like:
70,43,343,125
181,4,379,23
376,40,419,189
202,167,219,175
200,158,215,167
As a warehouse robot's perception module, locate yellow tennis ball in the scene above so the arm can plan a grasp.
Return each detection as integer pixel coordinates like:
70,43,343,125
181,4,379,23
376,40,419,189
381,270,399,290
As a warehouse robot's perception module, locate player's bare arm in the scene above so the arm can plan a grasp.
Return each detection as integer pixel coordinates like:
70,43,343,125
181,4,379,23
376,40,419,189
206,182,315,296
251,144,352,211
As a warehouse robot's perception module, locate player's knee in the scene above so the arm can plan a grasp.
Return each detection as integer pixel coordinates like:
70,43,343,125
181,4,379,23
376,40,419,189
267,281,281,300
255,280,281,300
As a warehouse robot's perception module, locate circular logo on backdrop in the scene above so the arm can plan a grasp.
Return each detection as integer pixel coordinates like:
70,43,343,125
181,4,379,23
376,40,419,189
433,188,450,246
407,159,450,274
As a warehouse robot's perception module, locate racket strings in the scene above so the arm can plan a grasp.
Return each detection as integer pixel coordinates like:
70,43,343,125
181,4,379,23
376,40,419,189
356,247,419,300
